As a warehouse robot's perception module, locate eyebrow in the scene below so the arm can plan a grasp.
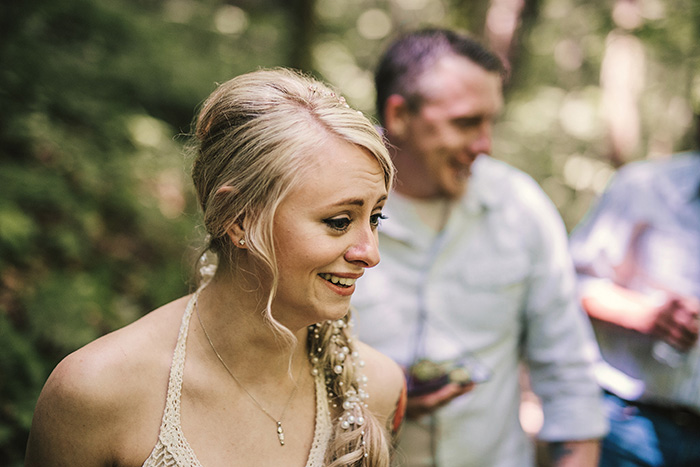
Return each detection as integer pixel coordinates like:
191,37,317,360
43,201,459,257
325,195,388,209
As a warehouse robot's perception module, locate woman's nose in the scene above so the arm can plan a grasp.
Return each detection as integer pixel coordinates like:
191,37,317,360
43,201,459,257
344,227,380,268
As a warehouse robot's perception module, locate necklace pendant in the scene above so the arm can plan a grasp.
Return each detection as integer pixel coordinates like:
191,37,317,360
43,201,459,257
276,421,285,446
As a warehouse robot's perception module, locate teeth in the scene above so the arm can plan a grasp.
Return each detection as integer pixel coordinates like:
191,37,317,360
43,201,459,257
320,273,356,287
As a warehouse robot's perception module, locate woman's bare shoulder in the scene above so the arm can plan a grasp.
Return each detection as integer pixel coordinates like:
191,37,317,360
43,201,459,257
49,294,190,395
25,295,191,466
354,340,406,425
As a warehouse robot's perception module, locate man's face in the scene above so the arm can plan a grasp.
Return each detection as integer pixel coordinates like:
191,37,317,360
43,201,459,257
388,55,504,200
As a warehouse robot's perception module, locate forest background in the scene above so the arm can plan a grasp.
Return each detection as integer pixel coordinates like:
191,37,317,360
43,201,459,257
1,0,699,463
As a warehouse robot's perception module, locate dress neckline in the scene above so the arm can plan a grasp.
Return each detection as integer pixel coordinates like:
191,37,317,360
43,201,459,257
141,291,332,466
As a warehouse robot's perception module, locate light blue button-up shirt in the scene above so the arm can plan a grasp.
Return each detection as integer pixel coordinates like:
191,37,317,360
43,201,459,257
570,152,700,407
353,155,607,467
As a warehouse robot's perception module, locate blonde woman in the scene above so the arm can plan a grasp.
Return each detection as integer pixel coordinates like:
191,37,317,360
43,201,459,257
26,68,406,466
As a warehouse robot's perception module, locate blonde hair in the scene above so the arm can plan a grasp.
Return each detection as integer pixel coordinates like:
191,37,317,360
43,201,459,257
191,68,395,466
309,314,392,466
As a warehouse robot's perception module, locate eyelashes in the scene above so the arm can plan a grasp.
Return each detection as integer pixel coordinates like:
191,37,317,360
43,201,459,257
323,217,351,231
371,213,388,228
322,213,387,232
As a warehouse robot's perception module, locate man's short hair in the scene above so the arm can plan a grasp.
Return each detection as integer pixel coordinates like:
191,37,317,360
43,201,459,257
374,28,505,124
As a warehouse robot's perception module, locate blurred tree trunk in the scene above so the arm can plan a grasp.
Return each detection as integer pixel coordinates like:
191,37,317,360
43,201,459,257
691,0,700,146
504,0,541,92
450,0,541,94
284,0,316,72
449,0,491,37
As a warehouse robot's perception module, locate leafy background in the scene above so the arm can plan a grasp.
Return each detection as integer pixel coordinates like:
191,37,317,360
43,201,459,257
1,0,698,463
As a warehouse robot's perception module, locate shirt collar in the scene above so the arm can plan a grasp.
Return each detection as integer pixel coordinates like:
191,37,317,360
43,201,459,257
460,154,504,214
379,155,507,243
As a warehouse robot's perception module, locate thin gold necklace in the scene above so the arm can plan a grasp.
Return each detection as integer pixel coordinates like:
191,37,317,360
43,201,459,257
195,300,304,446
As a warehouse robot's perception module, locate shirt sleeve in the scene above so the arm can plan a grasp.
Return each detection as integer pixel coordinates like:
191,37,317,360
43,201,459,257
569,169,642,296
518,177,609,442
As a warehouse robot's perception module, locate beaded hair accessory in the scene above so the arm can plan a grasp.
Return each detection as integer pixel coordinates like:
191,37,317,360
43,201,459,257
308,84,367,119
198,248,218,284
308,85,350,108
308,318,370,459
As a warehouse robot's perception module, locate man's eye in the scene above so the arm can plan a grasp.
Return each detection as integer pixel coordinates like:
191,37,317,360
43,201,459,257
323,217,351,231
454,117,481,128
370,213,387,228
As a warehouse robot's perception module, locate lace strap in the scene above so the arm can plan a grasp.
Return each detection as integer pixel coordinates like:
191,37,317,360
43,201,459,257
161,290,199,425
306,370,332,466
142,290,203,467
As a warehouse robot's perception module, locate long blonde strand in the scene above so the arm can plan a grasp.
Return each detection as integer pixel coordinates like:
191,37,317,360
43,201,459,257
308,312,391,466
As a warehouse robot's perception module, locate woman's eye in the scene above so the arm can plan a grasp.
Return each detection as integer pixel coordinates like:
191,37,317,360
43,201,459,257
323,217,351,231
370,213,387,228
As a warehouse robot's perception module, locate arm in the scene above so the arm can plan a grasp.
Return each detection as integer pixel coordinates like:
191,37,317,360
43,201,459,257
582,281,699,351
542,439,601,467
519,177,607,451
389,380,407,440
24,321,163,467
581,280,659,330
25,355,115,466
356,342,409,434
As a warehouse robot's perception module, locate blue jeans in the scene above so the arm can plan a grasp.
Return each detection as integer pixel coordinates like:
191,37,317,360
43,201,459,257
600,392,700,467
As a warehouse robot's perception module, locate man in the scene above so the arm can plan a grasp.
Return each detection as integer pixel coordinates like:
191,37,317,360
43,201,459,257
351,28,607,466
569,142,700,465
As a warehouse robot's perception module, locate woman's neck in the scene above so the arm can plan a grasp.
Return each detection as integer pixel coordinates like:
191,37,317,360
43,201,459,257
193,273,310,380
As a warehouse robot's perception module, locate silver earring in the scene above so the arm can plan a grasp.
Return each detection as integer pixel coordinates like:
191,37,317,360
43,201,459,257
238,238,246,246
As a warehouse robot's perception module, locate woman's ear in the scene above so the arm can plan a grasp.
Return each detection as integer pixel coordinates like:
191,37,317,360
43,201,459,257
217,186,247,249
225,221,247,249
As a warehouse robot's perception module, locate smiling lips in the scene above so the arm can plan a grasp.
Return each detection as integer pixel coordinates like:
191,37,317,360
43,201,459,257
450,156,473,179
319,273,357,288
318,273,360,297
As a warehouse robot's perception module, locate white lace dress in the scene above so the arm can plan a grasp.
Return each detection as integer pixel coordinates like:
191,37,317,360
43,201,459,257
142,293,332,466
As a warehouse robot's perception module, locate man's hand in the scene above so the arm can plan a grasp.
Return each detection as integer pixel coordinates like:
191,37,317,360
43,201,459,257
647,296,700,352
405,382,474,419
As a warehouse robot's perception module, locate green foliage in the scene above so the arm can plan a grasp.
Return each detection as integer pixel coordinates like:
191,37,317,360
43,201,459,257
0,313,45,459
0,0,251,460
478,0,700,229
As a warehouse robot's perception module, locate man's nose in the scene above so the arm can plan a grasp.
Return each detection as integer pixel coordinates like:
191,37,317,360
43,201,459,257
468,121,492,156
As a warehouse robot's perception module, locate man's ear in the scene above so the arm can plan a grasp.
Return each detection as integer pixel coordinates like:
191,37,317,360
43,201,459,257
384,94,411,139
